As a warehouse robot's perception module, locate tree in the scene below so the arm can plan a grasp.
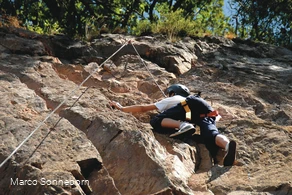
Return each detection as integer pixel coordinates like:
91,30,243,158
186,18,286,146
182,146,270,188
0,0,232,40
132,0,231,38
230,0,292,47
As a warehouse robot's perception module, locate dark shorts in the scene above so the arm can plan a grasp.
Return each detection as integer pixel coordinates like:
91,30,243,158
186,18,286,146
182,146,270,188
150,104,186,130
199,117,220,157
150,105,195,141
199,117,219,138
150,104,220,156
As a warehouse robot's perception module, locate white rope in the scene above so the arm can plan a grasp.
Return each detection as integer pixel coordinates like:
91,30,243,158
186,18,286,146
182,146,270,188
130,41,167,98
0,41,128,168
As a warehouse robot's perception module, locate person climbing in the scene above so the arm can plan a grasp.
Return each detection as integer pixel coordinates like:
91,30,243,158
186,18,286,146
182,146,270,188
150,93,237,166
110,84,236,166
110,84,195,133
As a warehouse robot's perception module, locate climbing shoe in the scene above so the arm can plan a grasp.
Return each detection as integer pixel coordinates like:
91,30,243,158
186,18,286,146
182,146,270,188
223,140,237,166
170,122,195,137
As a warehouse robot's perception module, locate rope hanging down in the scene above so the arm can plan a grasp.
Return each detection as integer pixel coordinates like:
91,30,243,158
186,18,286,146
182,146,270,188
130,41,167,98
0,39,167,168
0,41,128,168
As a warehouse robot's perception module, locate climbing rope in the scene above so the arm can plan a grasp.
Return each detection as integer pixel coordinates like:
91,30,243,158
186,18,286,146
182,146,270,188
0,38,167,168
130,41,167,98
0,41,128,168
23,87,91,165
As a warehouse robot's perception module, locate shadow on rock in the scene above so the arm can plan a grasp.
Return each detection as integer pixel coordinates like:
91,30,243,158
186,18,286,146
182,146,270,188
207,165,232,183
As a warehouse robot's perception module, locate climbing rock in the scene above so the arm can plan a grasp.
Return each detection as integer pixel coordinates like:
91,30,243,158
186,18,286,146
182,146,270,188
0,26,291,195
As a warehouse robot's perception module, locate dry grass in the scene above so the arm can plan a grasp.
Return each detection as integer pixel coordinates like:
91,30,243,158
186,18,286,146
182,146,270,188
0,15,21,28
224,32,237,39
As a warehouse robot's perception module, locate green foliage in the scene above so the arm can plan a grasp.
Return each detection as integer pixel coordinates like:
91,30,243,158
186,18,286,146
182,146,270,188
131,19,152,36
194,0,230,36
154,5,191,41
1,0,231,40
3,0,60,35
134,1,232,41
2,0,290,48
230,0,292,47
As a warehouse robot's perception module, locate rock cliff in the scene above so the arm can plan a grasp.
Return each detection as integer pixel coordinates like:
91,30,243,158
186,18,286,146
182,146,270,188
0,27,291,195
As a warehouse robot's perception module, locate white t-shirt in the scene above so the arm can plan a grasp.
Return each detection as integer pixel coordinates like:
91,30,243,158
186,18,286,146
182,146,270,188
154,95,186,112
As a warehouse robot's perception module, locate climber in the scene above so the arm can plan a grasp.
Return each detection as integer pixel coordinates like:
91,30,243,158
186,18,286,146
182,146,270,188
150,93,236,166
110,84,195,133
110,84,236,166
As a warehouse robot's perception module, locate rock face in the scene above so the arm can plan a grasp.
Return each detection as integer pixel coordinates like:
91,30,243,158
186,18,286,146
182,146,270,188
0,27,291,195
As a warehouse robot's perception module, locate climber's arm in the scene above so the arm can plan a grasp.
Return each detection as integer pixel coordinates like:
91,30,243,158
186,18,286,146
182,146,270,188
110,101,157,113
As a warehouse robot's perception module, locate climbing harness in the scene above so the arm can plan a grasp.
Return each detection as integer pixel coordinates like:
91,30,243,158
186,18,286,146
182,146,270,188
181,100,192,121
0,39,167,168
180,100,219,121
199,110,219,118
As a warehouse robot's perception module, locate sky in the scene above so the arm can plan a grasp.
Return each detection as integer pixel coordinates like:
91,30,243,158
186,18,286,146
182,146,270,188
223,0,236,17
